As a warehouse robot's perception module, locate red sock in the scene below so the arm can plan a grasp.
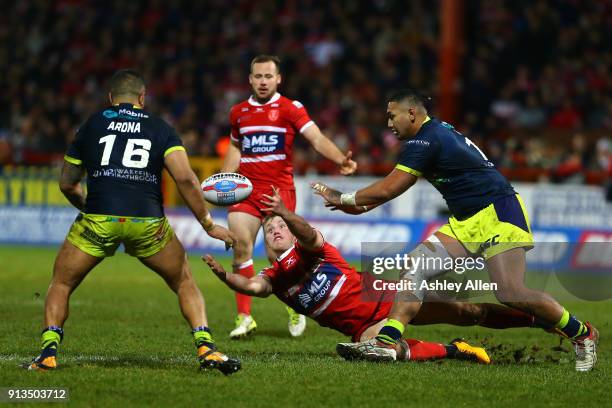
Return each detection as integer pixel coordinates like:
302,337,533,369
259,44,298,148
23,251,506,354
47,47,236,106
480,303,536,329
403,339,447,361
235,260,254,315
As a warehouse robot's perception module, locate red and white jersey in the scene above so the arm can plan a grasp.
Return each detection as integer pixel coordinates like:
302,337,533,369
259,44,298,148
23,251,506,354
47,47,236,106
229,93,314,190
260,238,392,338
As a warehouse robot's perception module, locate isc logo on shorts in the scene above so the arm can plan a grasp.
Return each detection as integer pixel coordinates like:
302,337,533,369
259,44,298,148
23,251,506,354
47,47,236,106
242,133,285,154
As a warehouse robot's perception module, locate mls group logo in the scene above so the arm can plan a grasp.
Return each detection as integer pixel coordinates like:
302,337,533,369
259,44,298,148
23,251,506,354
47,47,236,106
298,292,312,307
242,133,284,154
296,272,332,310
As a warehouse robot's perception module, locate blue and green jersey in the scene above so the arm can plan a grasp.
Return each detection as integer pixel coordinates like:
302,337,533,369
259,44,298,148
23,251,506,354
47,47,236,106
65,103,184,217
396,117,515,219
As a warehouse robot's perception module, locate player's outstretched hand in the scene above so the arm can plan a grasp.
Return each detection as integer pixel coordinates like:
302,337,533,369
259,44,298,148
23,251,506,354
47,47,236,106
205,225,236,251
261,185,289,216
310,182,342,206
325,201,371,215
339,150,357,176
202,254,227,281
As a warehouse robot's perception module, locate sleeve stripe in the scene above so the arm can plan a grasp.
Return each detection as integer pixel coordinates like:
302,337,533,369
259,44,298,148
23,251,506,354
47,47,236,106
64,155,82,165
395,164,422,177
299,120,314,133
164,146,186,157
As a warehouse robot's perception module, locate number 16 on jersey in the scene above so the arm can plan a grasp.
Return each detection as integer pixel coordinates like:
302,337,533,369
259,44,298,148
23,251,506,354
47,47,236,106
99,134,151,168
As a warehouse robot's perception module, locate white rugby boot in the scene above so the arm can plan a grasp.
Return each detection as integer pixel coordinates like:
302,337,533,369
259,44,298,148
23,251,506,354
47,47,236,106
336,338,398,362
229,314,257,339
572,322,598,372
287,307,306,337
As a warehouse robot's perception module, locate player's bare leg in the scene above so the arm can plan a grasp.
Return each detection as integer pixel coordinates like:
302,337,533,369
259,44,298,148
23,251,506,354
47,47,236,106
338,232,533,363
438,233,596,369
227,211,261,338
339,233,454,361
140,234,208,328
26,240,102,370
140,233,240,375
44,241,103,327
487,248,598,371
375,231,464,344
411,302,536,328
486,248,562,323
342,319,489,364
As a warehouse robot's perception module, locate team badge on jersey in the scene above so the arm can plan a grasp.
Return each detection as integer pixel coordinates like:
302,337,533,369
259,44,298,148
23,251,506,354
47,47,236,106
268,110,280,121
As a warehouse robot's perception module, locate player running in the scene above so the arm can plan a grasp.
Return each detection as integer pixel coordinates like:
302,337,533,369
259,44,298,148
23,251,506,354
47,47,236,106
312,89,598,372
203,188,546,364
221,55,357,339
24,70,240,375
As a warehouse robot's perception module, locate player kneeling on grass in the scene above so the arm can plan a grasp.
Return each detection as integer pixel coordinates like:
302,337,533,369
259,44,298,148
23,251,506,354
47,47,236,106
24,70,240,375
204,188,541,364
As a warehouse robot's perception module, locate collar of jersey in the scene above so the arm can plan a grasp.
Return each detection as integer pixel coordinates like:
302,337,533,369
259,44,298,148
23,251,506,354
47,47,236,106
416,116,432,132
112,103,143,109
277,244,295,261
248,92,281,106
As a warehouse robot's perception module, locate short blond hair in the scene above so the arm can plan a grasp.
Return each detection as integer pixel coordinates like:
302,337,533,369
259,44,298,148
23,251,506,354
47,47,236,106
262,214,281,230
250,55,281,74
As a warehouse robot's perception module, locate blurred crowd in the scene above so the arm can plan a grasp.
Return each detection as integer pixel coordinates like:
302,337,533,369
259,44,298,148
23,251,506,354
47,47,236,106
463,0,611,184
0,0,610,184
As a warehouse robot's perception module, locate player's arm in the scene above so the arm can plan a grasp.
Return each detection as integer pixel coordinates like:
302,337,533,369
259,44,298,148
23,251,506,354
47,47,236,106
220,140,241,173
313,134,435,211
164,150,235,246
261,186,324,251
164,149,212,224
352,168,418,204
59,161,86,211
312,168,417,209
302,124,357,175
203,255,273,297
325,201,381,215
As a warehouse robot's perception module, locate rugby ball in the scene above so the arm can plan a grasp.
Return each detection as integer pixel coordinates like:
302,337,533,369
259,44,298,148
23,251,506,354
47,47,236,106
201,173,253,206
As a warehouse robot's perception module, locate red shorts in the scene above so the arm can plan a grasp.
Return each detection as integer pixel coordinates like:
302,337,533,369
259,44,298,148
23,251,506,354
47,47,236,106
351,301,392,342
228,186,296,220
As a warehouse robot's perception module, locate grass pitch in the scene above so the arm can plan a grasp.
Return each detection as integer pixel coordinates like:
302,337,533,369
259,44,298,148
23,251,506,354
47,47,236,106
0,246,609,407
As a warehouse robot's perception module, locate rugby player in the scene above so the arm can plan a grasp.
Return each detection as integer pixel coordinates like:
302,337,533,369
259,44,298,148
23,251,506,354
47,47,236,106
25,70,240,375
203,187,545,364
312,89,598,371
221,55,357,339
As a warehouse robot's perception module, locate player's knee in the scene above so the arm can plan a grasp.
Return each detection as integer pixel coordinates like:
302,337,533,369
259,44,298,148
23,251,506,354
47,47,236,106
50,272,81,291
163,262,193,292
48,279,72,294
493,283,527,304
233,238,253,259
391,298,422,321
408,238,452,281
170,274,195,293
180,262,196,281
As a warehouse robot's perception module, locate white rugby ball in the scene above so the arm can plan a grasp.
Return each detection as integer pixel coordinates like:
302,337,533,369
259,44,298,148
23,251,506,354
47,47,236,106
201,173,253,206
